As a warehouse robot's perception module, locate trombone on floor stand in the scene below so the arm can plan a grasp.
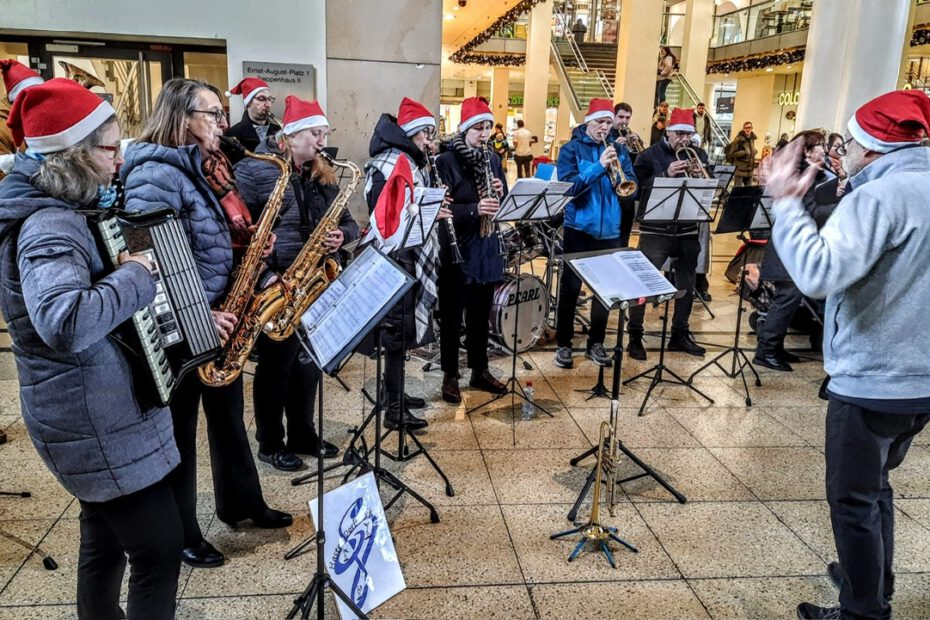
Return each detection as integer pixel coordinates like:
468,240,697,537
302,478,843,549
551,415,637,568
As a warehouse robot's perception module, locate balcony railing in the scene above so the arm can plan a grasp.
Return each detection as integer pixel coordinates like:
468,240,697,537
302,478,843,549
711,0,812,48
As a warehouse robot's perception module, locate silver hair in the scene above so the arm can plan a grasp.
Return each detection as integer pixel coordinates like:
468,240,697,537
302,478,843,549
31,117,117,206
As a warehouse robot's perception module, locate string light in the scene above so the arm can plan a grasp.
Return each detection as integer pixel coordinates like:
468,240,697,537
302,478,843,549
706,48,805,74
449,0,547,65
911,26,930,47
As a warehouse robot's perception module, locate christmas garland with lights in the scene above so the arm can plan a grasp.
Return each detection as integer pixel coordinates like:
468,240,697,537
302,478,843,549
911,25,930,46
449,0,548,65
706,48,805,74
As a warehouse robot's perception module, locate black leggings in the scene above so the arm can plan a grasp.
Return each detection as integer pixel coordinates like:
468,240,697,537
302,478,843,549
77,478,183,620
438,266,496,375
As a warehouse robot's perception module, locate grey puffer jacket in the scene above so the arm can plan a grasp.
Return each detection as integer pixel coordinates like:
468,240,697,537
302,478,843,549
0,155,180,502
121,142,232,304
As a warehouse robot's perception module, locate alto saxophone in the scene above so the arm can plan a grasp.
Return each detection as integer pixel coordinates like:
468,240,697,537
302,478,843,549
262,151,362,340
198,136,290,387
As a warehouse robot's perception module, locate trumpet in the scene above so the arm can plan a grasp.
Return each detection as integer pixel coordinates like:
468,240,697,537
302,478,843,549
675,146,711,179
602,137,637,198
619,127,645,155
426,145,464,265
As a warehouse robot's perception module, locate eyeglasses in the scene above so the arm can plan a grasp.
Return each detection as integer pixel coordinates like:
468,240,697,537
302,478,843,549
95,143,122,160
190,109,226,124
834,137,854,156
253,95,276,104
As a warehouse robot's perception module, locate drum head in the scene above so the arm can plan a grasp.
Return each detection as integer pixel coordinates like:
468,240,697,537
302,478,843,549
489,274,549,353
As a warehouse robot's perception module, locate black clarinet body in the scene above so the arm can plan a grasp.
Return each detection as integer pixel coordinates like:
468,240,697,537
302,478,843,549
427,148,464,265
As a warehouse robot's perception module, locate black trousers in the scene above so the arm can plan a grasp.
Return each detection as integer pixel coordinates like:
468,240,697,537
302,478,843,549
825,399,930,619
77,478,183,620
253,333,320,453
168,373,266,545
514,155,534,179
438,266,495,375
734,174,753,187
627,234,700,336
655,79,671,107
619,196,636,248
556,227,624,349
756,280,802,357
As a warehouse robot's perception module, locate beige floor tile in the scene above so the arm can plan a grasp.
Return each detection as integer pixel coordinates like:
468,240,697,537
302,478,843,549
183,514,319,598
709,446,827,500
891,572,930,620
0,422,43,460
471,406,587,450
372,585,535,620
668,406,809,447
0,519,56,591
637,502,824,578
0,605,76,620
747,373,829,407
484,449,599,505
627,374,750,411
0,381,21,417
570,406,701,449
177,594,325,619
379,449,495,508
390,504,522,587
889,447,930,499
897,498,930,530
502,503,679,583
768,500,930,573
617,447,755,503
689,575,836,619
760,405,827,449
0,466,74,521
531,580,711,619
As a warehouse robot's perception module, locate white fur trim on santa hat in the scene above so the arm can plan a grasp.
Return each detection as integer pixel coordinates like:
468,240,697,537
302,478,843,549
25,100,116,154
847,113,917,154
667,122,695,132
283,115,329,136
460,112,494,132
400,116,436,136
8,76,43,103
242,86,270,107
585,110,613,123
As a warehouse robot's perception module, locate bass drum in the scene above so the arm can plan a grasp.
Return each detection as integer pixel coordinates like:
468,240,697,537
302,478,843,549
489,274,549,353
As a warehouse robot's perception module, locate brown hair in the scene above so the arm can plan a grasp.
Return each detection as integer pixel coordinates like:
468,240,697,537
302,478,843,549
32,117,117,206
791,129,826,152
136,78,213,147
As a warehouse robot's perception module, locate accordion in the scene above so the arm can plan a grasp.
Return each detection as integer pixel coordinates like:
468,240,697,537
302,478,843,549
91,208,220,405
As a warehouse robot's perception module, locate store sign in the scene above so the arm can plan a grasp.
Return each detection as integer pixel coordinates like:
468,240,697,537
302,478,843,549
508,94,560,107
241,61,316,117
778,91,800,106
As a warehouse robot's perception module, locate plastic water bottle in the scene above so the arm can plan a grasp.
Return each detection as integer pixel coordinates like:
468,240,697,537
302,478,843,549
522,381,536,420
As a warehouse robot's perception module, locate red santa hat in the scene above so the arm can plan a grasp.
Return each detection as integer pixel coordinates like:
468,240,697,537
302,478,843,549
225,77,271,106
0,59,44,103
459,96,494,132
281,96,328,136
667,108,696,133
7,78,115,153
848,90,930,153
367,155,415,251
397,97,435,136
585,98,614,123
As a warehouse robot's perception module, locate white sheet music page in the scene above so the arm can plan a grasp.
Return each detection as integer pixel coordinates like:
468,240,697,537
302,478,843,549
404,187,445,248
570,250,676,306
750,193,774,229
644,177,718,222
494,178,548,222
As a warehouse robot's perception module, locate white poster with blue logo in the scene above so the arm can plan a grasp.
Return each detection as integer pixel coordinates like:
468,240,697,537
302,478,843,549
308,472,406,619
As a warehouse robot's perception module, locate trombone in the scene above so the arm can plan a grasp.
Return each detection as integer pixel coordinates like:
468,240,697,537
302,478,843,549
674,146,711,179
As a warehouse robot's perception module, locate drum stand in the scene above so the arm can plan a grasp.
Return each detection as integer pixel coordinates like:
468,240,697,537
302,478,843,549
567,309,686,523
624,299,715,417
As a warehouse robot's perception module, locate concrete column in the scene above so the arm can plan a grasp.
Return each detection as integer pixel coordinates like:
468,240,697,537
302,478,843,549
897,0,918,88
490,67,510,127
523,0,552,156
463,79,478,99
731,74,775,144
556,83,574,146
795,0,851,132
614,0,664,138
679,0,715,93
834,0,910,130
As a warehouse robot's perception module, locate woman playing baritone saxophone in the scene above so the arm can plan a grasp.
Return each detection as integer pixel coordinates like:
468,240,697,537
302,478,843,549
0,77,182,619
121,78,292,571
434,96,508,404
234,96,357,471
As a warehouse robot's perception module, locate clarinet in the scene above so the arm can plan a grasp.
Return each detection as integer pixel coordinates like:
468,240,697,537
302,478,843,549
480,144,507,257
427,147,464,264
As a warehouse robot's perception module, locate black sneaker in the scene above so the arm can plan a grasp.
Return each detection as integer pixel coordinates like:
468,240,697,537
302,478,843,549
554,346,574,369
796,602,840,619
257,450,304,472
668,330,706,356
753,353,793,372
585,343,612,367
627,336,647,361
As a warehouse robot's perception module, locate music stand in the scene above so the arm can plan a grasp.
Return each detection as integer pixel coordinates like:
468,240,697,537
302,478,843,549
466,179,571,439
687,185,766,406
561,248,688,525
626,177,717,416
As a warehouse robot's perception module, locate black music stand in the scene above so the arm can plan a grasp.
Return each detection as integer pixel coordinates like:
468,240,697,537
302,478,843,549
687,185,766,406
626,177,717,416
562,248,688,523
466,180,571,440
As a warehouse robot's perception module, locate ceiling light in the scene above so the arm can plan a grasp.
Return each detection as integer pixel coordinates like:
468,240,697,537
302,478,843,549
445,13,455,20
765,67,774,72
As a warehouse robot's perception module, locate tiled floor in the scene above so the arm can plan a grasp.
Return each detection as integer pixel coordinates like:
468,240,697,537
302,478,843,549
1,247,929,619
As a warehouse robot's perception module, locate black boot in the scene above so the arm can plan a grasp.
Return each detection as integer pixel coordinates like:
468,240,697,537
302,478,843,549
626,334,647,361
384,402,428,431
668,329,706,356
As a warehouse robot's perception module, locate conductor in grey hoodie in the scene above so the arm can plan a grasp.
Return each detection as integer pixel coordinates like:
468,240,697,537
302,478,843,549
767,90,930,620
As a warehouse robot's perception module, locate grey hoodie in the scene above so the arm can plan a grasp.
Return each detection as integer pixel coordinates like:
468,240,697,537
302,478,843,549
772,145,930,402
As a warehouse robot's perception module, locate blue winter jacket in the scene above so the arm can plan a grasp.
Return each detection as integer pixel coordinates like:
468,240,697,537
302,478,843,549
0,155,180,502
557,124,637,240
121,142,232,305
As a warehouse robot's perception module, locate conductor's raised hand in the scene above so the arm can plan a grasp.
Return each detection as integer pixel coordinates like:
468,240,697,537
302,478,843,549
767,138,821,201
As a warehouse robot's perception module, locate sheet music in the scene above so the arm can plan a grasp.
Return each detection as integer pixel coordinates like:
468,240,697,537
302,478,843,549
299,247,409,370
403,187,444,248
495,179,572,222
749,193,774,229
643,177,718,222
569,250,676,306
